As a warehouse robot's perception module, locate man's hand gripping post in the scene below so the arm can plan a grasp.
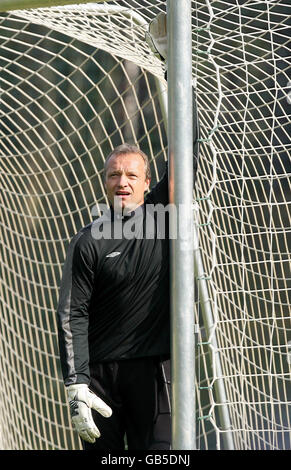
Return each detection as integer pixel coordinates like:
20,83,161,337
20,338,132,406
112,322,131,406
145,12,167,61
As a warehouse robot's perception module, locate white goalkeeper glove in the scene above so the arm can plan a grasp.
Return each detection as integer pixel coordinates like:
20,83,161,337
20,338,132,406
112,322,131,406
67,384,112,443
145,12,167,61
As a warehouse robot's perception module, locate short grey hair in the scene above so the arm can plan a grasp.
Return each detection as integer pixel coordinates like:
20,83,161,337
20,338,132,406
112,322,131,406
104,143,151,180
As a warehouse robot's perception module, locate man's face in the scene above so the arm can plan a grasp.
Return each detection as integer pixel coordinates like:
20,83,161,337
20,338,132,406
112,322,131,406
104,153,150,211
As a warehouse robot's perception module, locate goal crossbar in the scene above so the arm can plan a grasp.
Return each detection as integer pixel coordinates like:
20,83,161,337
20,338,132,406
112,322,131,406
0,0,107,12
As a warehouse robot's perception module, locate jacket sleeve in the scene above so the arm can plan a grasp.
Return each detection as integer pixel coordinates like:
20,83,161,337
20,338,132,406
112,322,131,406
145,87,199,206
57,230,95,386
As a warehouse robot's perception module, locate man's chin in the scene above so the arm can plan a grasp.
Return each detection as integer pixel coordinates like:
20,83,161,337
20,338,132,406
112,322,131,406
122,202,138,213
113,196,141,213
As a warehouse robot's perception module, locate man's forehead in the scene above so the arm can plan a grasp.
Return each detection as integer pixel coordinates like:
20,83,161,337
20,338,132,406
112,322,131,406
107,152,145,170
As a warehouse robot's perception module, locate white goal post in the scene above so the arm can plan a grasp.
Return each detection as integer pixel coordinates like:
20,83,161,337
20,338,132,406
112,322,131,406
0,0,290,450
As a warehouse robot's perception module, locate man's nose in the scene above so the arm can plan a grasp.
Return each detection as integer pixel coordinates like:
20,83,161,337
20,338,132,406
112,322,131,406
117,173,129,187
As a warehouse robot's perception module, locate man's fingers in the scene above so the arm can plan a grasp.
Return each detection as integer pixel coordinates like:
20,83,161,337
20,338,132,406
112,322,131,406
150,12,167,37
79,427,99,444
71,401,102,443
90,394,112,418
73,417,101,442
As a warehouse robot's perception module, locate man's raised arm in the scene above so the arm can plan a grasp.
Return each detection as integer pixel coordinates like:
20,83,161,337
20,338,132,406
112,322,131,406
145,12,199,207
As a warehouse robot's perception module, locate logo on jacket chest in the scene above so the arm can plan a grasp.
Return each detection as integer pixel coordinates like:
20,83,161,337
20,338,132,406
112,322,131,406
105,251,121,258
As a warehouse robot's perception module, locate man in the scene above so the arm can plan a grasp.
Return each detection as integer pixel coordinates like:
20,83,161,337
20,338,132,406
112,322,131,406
57,13,199,450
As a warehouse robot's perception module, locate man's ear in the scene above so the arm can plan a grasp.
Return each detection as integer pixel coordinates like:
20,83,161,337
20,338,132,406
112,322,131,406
144,178,151,192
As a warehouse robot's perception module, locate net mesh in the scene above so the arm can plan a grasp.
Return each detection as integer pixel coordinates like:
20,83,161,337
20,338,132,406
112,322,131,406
0,0,290,450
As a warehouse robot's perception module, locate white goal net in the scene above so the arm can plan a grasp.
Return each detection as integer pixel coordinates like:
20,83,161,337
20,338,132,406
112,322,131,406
0,0,290,450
